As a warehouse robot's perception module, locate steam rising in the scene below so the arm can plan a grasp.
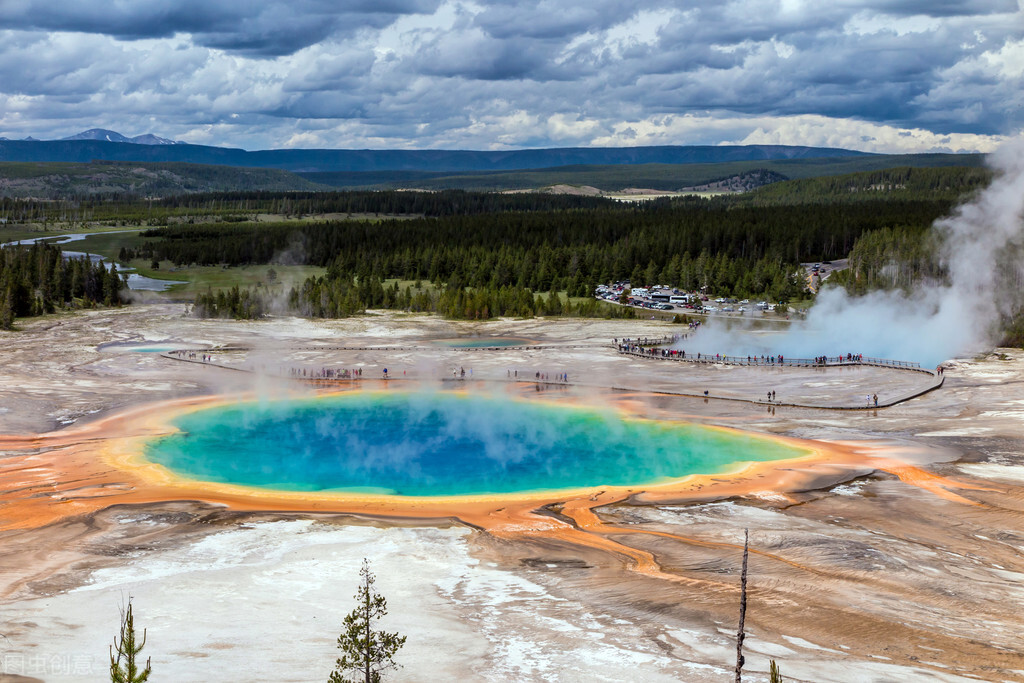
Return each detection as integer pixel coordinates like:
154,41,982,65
687,136,1024,366
146,392,803,495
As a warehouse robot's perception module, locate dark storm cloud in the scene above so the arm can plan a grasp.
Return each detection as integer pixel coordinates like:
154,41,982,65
867,0,1019,17
413,29,553,81
268,92,369,120
473,0,647,39
0,0,442,56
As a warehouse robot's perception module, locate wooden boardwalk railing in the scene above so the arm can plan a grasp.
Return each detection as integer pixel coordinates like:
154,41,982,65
617,347,929,374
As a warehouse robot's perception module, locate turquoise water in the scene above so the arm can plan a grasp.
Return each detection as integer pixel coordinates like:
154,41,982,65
98,342,180,353
144,393,806,496
432,337,533,348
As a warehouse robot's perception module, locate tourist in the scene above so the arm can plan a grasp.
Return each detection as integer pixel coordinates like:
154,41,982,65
873,393,878,407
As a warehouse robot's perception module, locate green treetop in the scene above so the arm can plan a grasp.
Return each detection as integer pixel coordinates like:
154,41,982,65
328,558,407,683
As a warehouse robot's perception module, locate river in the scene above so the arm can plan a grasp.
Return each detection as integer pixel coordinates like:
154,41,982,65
3,231,180,291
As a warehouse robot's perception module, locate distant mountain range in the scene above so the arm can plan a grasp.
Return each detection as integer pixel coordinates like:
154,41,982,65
0,133,873,173
0,130,985,197
0,129,182,145
60,128,182,145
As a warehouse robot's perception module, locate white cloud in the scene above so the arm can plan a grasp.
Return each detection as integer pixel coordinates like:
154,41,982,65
735,114,1007,152
0,0,1019,150
282,131,328,148
582,112,1005,152
843,11,943,36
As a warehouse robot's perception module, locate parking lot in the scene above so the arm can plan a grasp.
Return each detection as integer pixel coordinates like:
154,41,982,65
594,281,789,318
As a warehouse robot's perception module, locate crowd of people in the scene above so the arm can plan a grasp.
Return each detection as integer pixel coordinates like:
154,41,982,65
286,366,363,379
163,334,929,411
617,343,880,369
172,350,212,362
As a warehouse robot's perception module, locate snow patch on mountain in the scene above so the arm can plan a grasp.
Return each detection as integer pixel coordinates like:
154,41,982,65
60,129,182,145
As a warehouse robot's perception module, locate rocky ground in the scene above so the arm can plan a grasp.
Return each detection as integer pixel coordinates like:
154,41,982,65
1,305,1023,682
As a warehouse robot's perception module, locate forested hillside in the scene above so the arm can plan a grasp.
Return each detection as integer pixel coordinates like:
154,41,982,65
739,165,992,205
792,167,992,292
0,166,998,327
129,197,958,273
301,154,984,191
157,189,613,216
0,188,614,225
0,152,983,198
123,183,968,319
0,161,326,199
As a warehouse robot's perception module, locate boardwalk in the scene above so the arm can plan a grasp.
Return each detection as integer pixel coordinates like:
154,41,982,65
159,335,943,411
618,347,927,373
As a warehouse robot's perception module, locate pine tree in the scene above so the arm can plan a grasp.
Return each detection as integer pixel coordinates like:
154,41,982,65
110,598,151,683
329,559,406,683
0,288,13,331
769,659,783,682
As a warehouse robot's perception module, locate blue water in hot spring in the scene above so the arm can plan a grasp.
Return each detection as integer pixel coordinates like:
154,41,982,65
144,392,806,496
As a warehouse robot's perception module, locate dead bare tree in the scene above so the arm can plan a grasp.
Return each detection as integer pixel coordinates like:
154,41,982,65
735,528,749,683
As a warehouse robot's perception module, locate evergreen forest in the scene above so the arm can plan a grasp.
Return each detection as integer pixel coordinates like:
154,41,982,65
0,164,1011,332
119,168,985,319
0,242,126,329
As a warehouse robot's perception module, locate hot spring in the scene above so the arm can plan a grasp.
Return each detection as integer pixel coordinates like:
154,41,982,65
143,392,808,497
431,337,534,348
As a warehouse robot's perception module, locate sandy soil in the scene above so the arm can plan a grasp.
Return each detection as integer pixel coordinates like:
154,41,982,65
2,305,1024,682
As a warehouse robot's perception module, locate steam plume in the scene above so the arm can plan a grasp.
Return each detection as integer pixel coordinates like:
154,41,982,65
685,136,1024,366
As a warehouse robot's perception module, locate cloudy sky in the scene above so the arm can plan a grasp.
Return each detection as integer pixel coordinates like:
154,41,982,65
0,0,1021,152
